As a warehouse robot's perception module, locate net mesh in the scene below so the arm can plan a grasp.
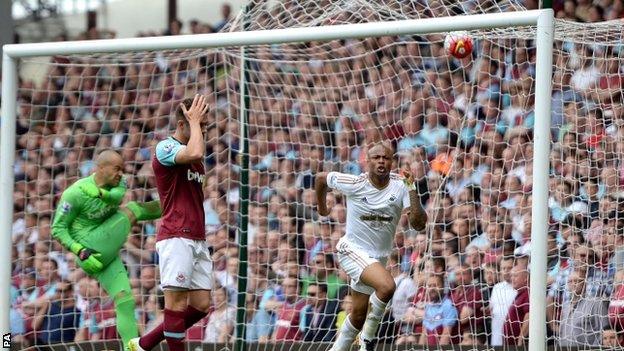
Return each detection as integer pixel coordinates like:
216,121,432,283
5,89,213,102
7,0,624,350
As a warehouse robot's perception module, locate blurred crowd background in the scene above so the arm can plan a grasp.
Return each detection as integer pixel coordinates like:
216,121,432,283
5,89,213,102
6,0,624,349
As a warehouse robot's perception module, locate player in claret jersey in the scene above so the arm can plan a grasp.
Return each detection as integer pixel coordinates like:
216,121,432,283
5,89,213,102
129,95,212,351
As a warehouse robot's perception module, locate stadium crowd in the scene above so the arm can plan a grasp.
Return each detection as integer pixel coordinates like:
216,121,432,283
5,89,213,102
6,0,624,348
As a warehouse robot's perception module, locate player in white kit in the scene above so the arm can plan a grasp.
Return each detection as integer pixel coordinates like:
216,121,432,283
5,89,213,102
316,143,427,351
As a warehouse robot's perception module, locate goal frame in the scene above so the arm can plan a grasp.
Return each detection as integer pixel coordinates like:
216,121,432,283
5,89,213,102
0,9,554,350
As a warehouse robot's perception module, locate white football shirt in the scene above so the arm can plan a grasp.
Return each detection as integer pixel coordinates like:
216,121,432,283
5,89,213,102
327,171,410,258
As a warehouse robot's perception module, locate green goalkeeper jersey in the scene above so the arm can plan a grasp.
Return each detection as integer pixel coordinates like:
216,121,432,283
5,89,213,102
51,174,127,250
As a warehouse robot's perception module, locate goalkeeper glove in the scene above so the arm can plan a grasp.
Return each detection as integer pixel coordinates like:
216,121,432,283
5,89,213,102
69,242,104,275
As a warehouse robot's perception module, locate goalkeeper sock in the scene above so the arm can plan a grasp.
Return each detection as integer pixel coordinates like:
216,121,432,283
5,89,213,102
163,309,186,351
139,305,207,350
332,315,359,351
114,292,139,349
126,201,162,221
360,292,387,342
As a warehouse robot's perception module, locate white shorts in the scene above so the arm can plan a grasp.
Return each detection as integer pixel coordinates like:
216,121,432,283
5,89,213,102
155,237,214,290
336,238,387,295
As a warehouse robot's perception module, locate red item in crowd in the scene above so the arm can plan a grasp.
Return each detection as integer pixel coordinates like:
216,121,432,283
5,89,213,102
609,284,624,330
450,285,484,342
274,299,307,341
186,313,211,341
503,287,530,345
84,299,118,340
409,286,427,335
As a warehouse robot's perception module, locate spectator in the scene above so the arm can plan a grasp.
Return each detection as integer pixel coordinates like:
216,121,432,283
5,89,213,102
144,290,165,333
301,282,339,341
10,307,26,345
138,265,157,296
396,261,429,344
389,252,416,325
602,326,622,348
489,256,517,346
556,269,609,346
246,293,271,343
75,279,118,342
32,280,81,346
450,265,484,343
609,270,624,331
164,18,183,35
301,253,346,300
213,3,232,32
335,293,352,330
272,277,306,341
203,285,236,343
216,256,240,304
419,274,457,345
503,260,530,346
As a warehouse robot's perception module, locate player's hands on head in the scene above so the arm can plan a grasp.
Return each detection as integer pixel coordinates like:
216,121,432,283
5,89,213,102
181,94,209,125
80,182,102,198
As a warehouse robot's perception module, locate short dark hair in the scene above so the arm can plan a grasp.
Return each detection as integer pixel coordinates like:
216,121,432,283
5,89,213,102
309,282,328,294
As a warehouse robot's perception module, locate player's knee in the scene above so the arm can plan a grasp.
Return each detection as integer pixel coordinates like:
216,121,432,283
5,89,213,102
192,300,211,314
376,279,396,302
114,290,135,307
165,289,190,311
120,207,137,224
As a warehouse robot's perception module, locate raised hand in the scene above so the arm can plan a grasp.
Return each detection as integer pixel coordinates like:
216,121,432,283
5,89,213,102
180,94,209,125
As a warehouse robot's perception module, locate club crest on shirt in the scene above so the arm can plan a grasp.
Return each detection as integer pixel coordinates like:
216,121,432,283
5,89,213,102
163,142,175,154
388,194,397,203
61,202,72,214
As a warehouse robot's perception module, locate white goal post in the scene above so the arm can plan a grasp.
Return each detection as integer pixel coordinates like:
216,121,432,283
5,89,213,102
0,9,554,350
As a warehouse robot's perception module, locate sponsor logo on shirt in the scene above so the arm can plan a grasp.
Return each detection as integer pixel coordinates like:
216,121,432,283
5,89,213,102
87,206,111,219
187,169,205,184
360,214,393,222
360,213,393,229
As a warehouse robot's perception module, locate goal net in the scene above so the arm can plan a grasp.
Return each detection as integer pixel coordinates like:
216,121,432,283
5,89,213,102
5,0,624,350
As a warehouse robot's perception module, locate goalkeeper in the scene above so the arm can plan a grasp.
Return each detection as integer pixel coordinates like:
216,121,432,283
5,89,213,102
51,150,162,350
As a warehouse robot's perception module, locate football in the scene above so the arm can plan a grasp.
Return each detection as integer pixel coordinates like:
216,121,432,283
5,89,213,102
444,31,474,59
